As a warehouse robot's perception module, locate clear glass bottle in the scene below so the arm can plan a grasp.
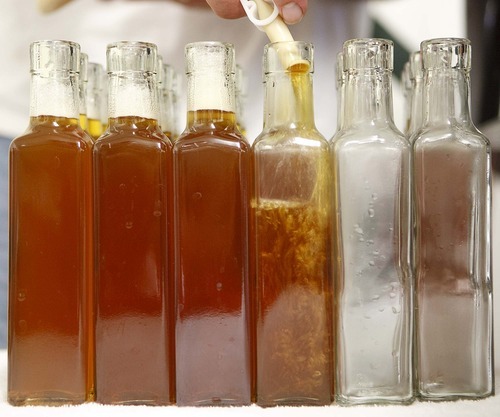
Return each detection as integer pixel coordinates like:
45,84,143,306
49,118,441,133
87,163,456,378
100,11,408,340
253,41,333,407
331,38,413,405
93,41,174,405
79,52,89,132
414,38,494,400
336,50,345,133
8,40,94,405
100,69,109,131
159,61,176,139
235,64,247,136
86,62,104,140
401,61,412,134
173,41,251,406
407,51,424,141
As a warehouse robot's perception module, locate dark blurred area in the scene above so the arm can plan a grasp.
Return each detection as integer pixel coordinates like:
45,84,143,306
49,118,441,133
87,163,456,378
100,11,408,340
469,0,500,171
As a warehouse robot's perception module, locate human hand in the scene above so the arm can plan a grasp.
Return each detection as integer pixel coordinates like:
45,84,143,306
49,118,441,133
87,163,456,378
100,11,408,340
205,0,307,25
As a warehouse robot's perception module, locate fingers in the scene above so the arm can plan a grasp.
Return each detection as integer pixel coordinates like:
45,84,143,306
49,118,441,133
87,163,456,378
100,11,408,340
275,0,307,25
205,0,307,25
205,0,247,19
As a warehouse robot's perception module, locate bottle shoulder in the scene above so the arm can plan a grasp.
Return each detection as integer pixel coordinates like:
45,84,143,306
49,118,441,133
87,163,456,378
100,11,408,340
174,129,249,153
253,128,329,152
95,122,172,151
413,125,491,151
11,118,93,152
331,126,409,151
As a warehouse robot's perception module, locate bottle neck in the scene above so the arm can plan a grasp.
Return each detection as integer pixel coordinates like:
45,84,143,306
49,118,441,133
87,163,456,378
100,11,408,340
408,77,423,135
159,89,175,135
336,78,345,131
263,71,315,130
186,71,236,128
30,71,79,119
423,68,473,127
343,70,395,128
108,72,159,122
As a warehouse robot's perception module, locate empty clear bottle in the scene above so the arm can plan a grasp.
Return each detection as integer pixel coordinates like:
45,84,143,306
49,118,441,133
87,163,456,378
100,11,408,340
93,41,174,405
331,38,413,405
8,40,94,406
414,38,494,400
173,42,252,406
253,41,333,407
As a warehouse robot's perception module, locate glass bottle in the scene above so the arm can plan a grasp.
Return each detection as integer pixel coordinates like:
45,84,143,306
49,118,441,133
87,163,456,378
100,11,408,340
93,41,174,405
336,50,345,133
173,41,251,406
86,62,104,140
401,61,412,134
159,62,176,139
8,40,94,405
79,52,89,132
331,38,413,405
407,51,424,141
414,38,494,400
100,69,109,131
253,41,333,407
235,64,247,136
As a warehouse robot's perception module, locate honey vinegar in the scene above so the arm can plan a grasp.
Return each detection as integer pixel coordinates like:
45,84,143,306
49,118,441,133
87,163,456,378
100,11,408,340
173,42,252,406
93,41,174,405
8,41,94,406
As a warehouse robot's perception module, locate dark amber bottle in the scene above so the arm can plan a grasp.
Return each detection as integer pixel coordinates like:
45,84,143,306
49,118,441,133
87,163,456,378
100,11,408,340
93,41,174,405
8,40,94,406
173,41,252,406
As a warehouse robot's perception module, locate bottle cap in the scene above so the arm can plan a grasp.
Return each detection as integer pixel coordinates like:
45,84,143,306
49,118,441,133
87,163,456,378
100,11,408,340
30,40,80,73
107,41,158,74
421,38,471,71
343,38,393,72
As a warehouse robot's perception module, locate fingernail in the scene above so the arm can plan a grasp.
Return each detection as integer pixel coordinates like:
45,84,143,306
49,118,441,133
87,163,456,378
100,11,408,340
281,2,303,25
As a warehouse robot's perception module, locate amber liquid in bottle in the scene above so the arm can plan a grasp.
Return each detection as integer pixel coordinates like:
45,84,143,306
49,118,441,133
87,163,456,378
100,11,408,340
9,116,94,405
174,109,252,406
94,116,174,405
87,118,102,141
253,52,334,405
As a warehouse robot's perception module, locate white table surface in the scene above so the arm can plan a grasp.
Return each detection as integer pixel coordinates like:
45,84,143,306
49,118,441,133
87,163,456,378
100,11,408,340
0,350,499,417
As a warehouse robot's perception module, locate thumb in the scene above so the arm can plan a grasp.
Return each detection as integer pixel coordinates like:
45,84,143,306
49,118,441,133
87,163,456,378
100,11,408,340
274,0,307,25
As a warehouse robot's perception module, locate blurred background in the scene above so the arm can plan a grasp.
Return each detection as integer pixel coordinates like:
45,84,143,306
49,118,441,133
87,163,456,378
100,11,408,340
0,0,498,369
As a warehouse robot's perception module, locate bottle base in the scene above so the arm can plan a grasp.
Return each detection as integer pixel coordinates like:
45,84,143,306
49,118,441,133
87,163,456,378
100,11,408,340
8,392,87,407
336,392,414,406
256,396,333,408
418,390,494,402
176,397,252,407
